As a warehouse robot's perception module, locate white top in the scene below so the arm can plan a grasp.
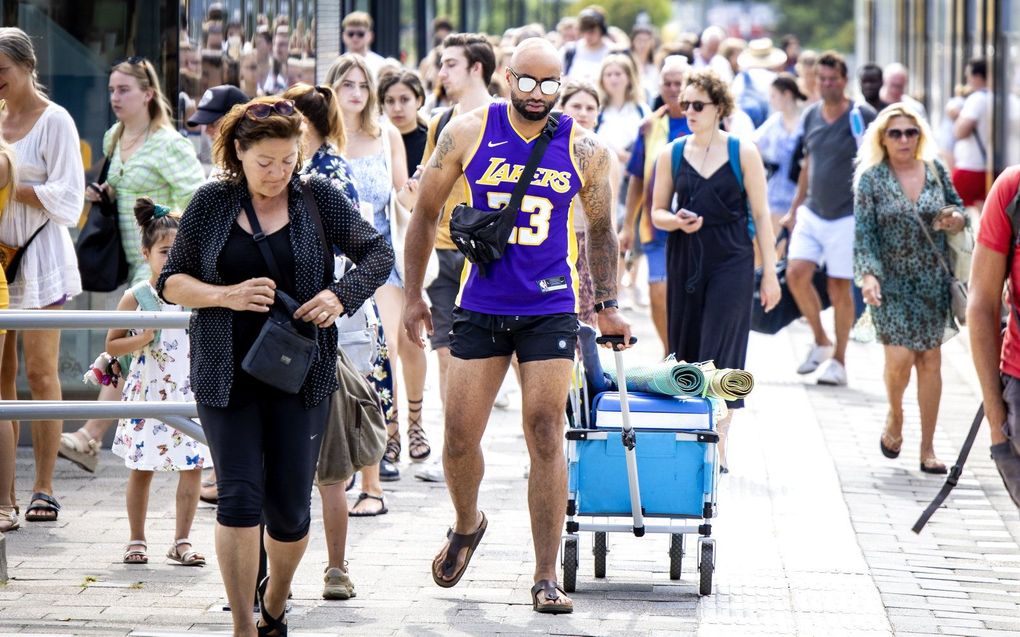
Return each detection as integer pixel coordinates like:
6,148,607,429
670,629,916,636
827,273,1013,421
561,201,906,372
597,102,649,156
563,41,611,83
0,103,85,308
954,89,991,171
937,96,965,155
709,55,734,84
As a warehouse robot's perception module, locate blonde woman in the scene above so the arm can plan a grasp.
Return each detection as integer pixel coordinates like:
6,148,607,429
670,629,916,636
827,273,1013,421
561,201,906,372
0,27,85,523
326,53,422,508
596,54,649,167
853,103,966,474
0,112,17,531
85,57,205,284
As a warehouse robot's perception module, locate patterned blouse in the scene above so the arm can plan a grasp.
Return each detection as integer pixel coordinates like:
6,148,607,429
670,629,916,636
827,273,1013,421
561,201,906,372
156,173,394,408
104,125,205,283
304,143,360,206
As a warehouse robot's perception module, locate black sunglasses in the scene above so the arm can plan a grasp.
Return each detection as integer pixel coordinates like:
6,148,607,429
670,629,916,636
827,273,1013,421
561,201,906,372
680,100,715,113
508,68,561,96
345,30,366,38
885,127,920,140
245,100,296,120
116,55,146,66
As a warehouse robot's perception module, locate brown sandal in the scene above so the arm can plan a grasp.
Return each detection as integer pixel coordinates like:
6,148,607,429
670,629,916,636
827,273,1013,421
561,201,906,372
531,579,573,614
432,511,487,588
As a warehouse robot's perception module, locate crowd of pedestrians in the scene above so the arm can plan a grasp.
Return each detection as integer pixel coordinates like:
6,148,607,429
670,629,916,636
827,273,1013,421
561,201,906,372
0,3,1012,632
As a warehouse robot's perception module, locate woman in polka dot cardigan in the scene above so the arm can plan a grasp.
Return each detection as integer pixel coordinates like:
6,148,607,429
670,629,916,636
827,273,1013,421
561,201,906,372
156,96,393,635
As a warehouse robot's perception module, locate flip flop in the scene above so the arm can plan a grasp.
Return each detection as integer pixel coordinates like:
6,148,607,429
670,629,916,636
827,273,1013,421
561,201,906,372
348,493,387,517
24,492,60,522
432,511,487,588
531,579,573,614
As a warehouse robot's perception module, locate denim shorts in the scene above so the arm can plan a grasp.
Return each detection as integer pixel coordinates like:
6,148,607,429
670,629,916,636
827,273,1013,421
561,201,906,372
373,209,403,288
642,238,668,284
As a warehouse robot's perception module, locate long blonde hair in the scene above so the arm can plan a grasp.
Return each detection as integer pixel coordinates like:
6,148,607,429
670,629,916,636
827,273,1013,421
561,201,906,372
854,102,938,187
598,54,643,107
106,58,176,153
324,53,380,138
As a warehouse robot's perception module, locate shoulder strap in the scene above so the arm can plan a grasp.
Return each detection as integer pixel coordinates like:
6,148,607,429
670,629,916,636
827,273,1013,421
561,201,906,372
433,107,455,146
240,198,286,284
913,404,985,533
849,101,865,149
564,44,577,76
301,180,335,287
504,112,560,215
728,135,743,191
671,136,688,181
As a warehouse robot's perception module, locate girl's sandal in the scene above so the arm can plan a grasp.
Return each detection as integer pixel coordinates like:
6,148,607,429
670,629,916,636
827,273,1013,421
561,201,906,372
166,538,206,566
58,429,100,473
123,540,148,564
407,398,431,462
0,506,20,532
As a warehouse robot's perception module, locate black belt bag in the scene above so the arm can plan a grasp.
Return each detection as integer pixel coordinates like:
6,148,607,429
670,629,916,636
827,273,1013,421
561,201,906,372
239,187,328,394
449,112,560,274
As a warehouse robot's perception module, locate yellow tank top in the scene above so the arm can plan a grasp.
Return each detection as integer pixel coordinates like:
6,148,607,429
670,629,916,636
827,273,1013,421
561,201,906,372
0,181,12,307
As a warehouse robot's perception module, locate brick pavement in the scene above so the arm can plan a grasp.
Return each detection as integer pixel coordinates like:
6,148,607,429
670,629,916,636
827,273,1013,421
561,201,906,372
0,310,1018,636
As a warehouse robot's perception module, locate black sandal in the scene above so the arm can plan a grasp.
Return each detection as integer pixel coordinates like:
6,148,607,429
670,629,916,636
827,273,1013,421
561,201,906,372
349,492,388,517
407,398,431,462
531,579,574,614
24,492,60,522
256,576,287,637
380,426,401,482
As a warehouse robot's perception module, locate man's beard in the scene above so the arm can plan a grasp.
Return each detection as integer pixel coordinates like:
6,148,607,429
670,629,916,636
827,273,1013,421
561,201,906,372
511,95,555,121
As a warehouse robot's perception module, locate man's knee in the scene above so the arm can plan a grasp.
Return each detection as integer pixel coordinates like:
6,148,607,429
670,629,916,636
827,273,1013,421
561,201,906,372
827,277,852,304
525,416,565,463
786,260,816,288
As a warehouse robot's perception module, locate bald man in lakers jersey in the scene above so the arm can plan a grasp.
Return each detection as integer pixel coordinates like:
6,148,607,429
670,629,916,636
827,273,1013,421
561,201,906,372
402,38,631,613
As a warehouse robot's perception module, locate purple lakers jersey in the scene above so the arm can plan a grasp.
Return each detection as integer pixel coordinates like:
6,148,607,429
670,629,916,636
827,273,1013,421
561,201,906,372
456,102,584,315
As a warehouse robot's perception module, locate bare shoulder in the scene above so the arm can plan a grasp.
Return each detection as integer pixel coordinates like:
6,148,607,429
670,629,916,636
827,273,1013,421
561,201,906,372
428,105,487,171
572,127,611,181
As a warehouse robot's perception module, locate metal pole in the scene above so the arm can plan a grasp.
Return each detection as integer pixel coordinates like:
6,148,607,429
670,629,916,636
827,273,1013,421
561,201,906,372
611,349,645,537
0,401,205,446
0,311,190,330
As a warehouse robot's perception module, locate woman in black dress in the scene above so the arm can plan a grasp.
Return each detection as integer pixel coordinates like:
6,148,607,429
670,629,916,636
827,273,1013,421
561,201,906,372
650,69,781,469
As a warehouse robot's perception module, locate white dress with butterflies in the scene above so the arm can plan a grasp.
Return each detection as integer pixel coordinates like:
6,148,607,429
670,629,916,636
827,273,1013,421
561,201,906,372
112,285,212,471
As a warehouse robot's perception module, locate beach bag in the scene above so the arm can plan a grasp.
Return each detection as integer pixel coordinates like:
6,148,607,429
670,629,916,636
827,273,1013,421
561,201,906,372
76,155,129,291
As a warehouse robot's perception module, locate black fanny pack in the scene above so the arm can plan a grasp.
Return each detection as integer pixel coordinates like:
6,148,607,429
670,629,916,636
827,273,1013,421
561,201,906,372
449,112,560,274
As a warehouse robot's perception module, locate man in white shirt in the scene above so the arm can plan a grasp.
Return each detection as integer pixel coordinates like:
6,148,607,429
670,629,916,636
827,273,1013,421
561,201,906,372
561,8,611,83
694,25,727,75
952,58,991,207
342,11,386,78
880,62,927,120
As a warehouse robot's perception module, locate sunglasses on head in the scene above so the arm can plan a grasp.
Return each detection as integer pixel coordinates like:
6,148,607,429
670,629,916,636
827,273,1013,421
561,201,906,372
245,100,296,120
508,68,561,96
345,30,366,38
885,127,920,140
116,55,146,66
679,100,714,113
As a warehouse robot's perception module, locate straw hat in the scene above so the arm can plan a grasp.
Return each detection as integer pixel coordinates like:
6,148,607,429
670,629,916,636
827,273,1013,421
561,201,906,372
737,38,788,70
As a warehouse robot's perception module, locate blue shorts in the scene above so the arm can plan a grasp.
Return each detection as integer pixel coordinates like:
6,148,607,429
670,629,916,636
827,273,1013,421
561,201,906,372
642,238,667,284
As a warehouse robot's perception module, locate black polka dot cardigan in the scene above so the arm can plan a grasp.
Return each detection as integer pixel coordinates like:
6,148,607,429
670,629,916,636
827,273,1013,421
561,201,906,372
156,173,394,409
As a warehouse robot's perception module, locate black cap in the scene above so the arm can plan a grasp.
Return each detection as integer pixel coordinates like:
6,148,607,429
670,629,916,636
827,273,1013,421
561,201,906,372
187,85,250,126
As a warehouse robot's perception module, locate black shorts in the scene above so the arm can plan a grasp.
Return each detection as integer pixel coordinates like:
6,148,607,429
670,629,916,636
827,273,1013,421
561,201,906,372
450,308,578,363
426,249,466,349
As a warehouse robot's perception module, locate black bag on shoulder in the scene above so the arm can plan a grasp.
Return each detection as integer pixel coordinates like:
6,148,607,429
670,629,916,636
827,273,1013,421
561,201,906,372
76,155,129,292
239,187,323,394
449,113,559,274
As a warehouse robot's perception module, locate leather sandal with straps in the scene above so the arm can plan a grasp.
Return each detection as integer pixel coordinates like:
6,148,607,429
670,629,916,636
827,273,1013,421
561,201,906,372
380,427,401,482
256,575,287,637
0,505,20,532
166,538,206,566
123,540,148,564
531,579,574,614
406,398,431,462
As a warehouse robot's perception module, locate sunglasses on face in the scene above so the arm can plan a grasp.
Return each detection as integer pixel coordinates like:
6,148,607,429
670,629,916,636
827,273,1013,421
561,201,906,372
885,127,920,140
680,100,714,113
508,68,561,96
345,30,366,38
245,100,296,120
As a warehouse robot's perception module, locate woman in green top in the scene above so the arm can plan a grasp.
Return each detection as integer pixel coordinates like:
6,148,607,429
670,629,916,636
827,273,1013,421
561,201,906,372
86,58,204,283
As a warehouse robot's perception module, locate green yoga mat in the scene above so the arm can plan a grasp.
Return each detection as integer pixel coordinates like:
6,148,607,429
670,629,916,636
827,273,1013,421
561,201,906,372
695,362,755,401
606,360,707,397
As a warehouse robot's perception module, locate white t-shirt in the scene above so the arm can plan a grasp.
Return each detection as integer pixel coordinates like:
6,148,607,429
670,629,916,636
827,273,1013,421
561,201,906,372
597,102,650,157
563,41,611,83
954,89,991,171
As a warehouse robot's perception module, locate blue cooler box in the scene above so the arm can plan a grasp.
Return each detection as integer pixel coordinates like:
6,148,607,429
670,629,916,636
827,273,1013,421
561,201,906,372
567,392,717,518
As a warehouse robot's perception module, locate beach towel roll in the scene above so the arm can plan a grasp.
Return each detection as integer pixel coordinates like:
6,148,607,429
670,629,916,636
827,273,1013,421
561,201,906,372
695,362,755,401
606,360,707,397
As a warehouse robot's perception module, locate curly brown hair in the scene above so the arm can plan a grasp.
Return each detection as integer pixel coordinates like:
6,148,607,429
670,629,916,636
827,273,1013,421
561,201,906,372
683,68,734,119
213,96,304,184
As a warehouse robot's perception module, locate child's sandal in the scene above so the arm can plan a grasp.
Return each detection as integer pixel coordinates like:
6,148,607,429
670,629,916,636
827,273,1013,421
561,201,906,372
123,540,148,564
167,538,205,566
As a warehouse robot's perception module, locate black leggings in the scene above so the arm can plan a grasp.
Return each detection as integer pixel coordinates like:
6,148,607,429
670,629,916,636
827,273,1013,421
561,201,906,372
197,389,328,542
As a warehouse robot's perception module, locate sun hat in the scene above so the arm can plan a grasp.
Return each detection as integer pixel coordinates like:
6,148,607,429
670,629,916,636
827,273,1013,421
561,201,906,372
737,38,788,70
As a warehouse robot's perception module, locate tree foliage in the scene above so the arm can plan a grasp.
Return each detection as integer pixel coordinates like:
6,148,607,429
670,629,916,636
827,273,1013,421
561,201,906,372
568,0,673,33
773,0,855,53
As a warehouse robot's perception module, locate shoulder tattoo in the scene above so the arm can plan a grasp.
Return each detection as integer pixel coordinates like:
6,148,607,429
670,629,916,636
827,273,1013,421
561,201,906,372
574,134,609,183
429,127,456,171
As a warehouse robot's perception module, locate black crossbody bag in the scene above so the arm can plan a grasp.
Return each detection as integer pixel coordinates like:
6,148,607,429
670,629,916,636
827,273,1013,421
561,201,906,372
449,113,559,275
239,184,330,395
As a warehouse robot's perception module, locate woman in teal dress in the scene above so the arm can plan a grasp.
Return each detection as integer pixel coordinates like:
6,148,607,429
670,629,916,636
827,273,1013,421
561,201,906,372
853,103,968,475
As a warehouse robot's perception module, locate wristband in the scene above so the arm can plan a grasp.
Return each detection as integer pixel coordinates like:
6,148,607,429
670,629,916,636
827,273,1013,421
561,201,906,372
593,299,618,314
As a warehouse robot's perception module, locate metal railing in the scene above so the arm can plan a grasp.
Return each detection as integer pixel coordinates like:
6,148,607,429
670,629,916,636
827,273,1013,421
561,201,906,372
0,310,205,445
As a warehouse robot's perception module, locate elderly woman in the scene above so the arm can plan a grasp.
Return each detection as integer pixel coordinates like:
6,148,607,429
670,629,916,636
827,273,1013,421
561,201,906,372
157,96,392,635
854,103,966,475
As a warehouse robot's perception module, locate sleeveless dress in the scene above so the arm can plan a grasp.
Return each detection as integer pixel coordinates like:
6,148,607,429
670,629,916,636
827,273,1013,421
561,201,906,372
666,142,755,408
112,284,212,471
347,147,401,287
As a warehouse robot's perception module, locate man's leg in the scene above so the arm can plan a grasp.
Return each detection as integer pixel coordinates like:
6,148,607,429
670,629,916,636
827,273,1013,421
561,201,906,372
786,259,831,347
518,358,573,591
828,276,854,365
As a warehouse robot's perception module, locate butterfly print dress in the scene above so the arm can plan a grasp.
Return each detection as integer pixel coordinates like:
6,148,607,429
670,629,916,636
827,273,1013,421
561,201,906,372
112,284,212,471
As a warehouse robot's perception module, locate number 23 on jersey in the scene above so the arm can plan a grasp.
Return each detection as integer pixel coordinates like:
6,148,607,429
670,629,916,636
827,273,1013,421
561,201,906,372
487,192,553,247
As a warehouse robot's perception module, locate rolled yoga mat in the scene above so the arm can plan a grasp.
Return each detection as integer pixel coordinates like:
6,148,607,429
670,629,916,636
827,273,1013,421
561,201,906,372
695,361,755,401
605,360,707,397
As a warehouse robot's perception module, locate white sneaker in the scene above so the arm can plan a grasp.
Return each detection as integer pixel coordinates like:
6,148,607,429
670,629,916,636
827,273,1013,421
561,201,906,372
414,462,445,482
816,359,848,386
796,344,833,375
493,387,511,410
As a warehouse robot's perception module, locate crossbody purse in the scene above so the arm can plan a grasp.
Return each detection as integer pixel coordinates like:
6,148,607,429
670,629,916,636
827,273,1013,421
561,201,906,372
907,204,968,325
239,185,327,394
449,112,560,275
0,220,48,280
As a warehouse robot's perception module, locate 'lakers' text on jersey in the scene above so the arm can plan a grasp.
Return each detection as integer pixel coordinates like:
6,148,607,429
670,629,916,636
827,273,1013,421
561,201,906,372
456,102,585,315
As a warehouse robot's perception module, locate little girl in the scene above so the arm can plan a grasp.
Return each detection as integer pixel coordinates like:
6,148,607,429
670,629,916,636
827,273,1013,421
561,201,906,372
107,197,211,566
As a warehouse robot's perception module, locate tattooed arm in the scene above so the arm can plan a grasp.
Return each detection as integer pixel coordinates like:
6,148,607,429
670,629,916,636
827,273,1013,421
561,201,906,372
402,106,484,347
575,130,634,348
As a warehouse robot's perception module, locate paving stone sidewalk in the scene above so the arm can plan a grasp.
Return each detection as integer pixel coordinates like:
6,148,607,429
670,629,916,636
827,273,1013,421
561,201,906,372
0,311,1018,636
